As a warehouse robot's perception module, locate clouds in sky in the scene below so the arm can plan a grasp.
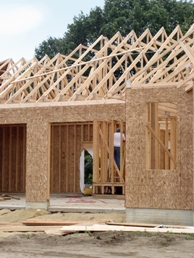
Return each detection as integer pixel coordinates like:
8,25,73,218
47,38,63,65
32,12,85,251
0,3,46,35
0,0,105,61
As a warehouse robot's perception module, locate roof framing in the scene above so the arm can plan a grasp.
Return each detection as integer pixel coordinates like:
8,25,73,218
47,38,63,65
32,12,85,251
0,24,194,105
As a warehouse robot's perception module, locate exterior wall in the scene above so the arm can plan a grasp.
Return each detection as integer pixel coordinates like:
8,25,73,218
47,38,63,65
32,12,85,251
0,103,125,205
125,86,194,225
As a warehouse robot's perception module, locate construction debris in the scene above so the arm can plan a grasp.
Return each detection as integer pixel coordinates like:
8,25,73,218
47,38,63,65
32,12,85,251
0,218,193,236
0,194,20,201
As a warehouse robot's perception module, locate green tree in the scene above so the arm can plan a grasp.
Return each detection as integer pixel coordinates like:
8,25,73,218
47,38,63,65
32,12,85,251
101,0,151,37
35,37,64,60
35,0,194,60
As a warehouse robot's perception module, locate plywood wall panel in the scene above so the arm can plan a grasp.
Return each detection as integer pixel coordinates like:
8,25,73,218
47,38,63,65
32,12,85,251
138,190,157,208
26,121,49,202
179,121,193,148
180,187,193,209
179,147,193,165
96,104,125,120
125,86,193,210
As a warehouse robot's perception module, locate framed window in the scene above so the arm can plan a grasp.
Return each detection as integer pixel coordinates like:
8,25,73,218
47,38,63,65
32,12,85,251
146,103,177,170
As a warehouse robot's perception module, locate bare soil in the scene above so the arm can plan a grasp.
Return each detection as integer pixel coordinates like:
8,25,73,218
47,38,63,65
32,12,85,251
0,209,194,258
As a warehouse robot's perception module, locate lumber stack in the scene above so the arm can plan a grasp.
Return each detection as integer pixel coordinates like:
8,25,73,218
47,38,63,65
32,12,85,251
0,220,194,235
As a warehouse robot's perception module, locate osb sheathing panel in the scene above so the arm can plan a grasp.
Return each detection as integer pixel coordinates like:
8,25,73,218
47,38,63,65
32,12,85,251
125,87,193,210
26,121,49,202
0,103,125,202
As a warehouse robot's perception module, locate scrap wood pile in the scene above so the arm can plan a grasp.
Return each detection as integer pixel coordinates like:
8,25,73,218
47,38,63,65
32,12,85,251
0,194,20,201
0,219,194,235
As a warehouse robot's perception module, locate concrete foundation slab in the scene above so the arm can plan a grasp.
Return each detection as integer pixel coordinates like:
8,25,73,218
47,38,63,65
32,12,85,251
26,201,49,210
0,194,125,213
126,208,194,226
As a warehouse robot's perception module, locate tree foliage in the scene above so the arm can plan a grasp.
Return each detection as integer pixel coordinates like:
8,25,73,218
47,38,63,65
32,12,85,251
35,0,194,59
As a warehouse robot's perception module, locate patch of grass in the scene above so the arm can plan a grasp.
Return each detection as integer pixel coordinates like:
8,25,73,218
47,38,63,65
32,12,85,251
145,231,152,237
132,231,143,236
131,231,152,237
84,230,91,234
167,231,174,235
184,234,194,240
26,234,30,239
131,230,156,237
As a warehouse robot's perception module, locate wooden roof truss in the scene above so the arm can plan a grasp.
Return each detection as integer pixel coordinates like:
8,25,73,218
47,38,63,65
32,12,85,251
0,24,194,105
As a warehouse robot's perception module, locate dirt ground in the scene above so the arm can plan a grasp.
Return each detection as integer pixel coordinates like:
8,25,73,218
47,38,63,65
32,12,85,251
0,209,194,258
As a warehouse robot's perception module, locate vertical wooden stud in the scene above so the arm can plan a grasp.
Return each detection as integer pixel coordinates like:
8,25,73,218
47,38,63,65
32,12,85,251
109,120,114,182
59,125,62,192
170,117,176,169
120,120,124,180
16,126,19,191
8,126,12,191
2,127,5,191
47,123,51,200
50,125,54,192
150,103,156,169
23,125,26,192
146,103,151,169
65,125,69,192
165,118,169,169
93,120,99,183
73,125,76,192
155,103,159,169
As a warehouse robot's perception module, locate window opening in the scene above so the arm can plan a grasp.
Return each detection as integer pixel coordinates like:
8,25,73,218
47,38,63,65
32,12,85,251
146,102,177,170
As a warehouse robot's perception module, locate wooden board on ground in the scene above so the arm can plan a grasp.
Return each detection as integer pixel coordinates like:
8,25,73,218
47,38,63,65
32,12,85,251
22,220,112,226
106,222,186,229
60,224,194,234
0,222,22,226
44,228,67,236
0,225,61,232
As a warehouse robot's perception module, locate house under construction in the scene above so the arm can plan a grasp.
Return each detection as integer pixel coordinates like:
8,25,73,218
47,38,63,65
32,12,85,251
0,24,194,225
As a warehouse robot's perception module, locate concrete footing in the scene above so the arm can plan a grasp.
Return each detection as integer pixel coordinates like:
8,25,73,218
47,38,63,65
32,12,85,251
26,201,49,210
126,208,194,226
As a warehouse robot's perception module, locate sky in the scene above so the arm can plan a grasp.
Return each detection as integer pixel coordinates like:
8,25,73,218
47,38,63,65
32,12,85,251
0,0,105,62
